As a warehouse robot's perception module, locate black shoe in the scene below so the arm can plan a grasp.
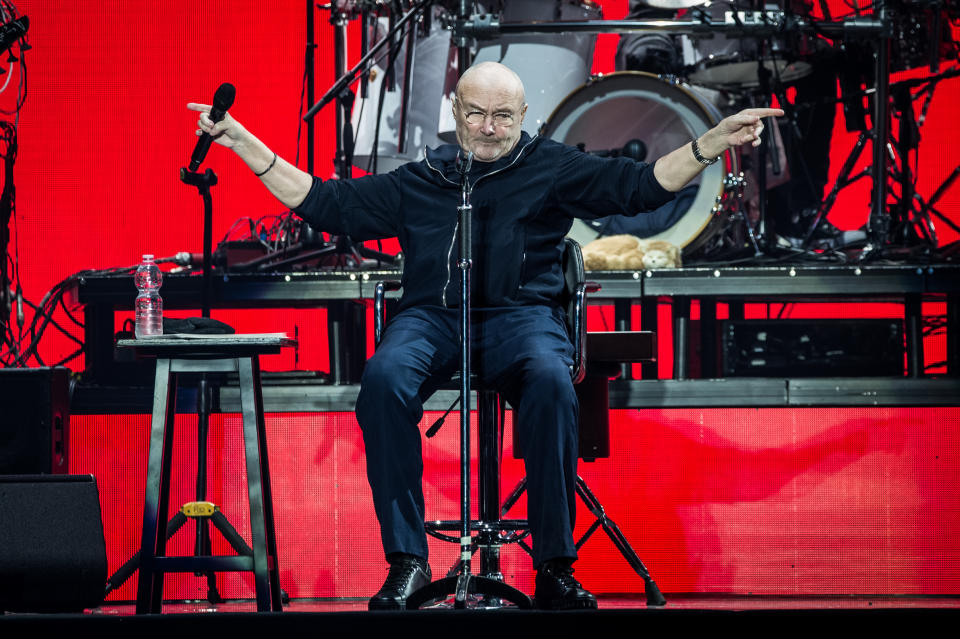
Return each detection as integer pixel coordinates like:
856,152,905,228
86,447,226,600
368,554,432,611
534,559,598,610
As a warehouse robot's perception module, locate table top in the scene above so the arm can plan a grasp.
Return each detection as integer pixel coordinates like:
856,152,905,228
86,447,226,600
73,263,960,309
117,334,297,357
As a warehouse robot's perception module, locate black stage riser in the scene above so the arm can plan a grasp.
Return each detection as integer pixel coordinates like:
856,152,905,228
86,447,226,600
0,367,70,474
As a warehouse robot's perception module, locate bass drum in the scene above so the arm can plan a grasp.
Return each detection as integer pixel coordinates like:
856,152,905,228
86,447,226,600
542,72,738,256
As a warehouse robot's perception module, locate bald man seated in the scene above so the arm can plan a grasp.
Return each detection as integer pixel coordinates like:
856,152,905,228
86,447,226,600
189,62,781,610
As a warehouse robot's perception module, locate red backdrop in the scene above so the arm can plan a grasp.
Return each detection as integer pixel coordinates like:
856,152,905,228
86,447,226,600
4,1,960,599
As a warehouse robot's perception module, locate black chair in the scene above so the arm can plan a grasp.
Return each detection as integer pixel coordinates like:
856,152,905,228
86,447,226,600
503,329,667,606
374,238,662,607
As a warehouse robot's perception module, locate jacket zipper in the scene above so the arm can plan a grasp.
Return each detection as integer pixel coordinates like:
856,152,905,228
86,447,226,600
425,154,460,306
426,135,540,307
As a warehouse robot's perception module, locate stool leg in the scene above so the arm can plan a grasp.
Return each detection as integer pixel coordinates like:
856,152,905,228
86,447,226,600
237,356,273,612
137,357,177,614
251,354,283,611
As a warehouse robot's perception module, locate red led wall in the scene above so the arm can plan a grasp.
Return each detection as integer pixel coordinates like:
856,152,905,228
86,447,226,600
71,407,960,600
6,1,960,599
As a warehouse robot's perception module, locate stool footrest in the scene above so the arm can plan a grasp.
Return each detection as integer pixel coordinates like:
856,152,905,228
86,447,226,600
153,555,275,573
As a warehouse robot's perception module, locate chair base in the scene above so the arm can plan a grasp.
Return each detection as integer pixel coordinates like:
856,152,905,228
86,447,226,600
406,573,533,610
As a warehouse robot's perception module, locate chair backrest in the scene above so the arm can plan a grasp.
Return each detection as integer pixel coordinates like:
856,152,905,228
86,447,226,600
559,237,589,384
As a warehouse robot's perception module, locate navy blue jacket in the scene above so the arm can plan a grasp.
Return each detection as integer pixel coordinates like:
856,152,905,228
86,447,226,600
293,132,674,311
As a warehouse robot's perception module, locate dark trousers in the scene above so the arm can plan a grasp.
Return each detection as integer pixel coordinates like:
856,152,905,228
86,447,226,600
355,304,579,568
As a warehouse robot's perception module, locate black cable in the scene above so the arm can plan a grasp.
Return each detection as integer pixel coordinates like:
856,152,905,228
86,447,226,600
0,0,29,116
21,294,83,345
2,265,137,368
57,293,84,329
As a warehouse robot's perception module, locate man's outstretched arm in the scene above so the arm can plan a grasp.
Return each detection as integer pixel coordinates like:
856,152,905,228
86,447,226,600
187,102,314,209
653,107,785,192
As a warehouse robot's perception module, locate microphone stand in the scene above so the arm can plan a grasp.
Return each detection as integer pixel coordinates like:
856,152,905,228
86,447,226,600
404,152,532,609
451,151,475,607
107,167,229,600
174,166,226,602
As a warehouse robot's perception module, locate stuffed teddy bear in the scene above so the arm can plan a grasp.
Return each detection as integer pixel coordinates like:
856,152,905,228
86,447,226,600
582,234,682,271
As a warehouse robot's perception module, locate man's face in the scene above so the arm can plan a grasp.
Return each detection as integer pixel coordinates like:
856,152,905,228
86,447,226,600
453,81,527,163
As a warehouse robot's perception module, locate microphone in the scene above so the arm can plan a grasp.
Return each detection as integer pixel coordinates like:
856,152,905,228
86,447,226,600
456,149,474,176
189,82,236,172
456,150,473,191
170,252,203,267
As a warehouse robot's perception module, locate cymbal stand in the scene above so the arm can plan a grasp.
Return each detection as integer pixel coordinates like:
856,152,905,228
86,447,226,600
802,131,872,249
886,70,960,252
863,0,893,258
750,62,775,255
917,163,960,245
304,1,433,267
886,81,935,250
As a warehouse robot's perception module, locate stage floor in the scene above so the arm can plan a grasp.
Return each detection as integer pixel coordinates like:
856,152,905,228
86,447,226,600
5,596,960,634
92,594,960,614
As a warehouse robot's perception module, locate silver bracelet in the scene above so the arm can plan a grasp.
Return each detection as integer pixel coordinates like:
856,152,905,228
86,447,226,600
691,138,719,166
255,152,278,177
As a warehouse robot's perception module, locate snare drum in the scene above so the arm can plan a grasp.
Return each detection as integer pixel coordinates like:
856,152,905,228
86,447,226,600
543,72,739,255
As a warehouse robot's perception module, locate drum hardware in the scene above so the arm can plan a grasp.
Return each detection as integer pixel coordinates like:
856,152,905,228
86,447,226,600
803,65,960,256
638,0,708,8
302,1,432,267
801,130,871,250
454,13,883,40
309,1,960,261
879,68,960,254
305,1,429,125
887,0,960,74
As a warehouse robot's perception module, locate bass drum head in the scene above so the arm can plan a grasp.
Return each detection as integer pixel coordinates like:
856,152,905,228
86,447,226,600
542,72,734,255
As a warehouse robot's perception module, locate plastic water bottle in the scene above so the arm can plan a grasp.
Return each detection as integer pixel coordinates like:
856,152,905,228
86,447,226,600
134,254,163,338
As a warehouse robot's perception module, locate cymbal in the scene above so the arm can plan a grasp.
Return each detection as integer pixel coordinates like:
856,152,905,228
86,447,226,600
634,0,707,9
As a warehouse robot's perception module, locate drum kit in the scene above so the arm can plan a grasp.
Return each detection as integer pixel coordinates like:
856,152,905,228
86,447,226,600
311,0,960,262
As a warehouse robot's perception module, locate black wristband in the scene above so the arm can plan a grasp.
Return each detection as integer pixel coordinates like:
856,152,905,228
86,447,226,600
691,138,719,166
255,152,278,177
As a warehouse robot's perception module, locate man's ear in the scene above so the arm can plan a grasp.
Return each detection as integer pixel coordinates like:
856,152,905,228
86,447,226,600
519,103,528,125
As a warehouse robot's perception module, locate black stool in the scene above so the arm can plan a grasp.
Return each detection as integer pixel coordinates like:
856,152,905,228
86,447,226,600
118,335,292,614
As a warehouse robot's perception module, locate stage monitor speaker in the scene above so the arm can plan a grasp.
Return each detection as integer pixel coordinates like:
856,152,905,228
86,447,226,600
0,366,70,474
0,474,107,612
721,319,904,377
